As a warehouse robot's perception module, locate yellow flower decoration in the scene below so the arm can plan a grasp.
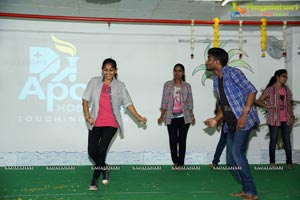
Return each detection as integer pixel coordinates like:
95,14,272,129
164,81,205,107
260,18,267,57
213,18,219,48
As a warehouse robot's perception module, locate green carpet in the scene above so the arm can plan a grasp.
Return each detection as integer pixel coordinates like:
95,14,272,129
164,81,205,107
0,165,300,200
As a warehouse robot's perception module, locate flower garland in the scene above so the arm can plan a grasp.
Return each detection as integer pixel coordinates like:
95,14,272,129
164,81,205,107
191,19,195,59
213,18,219,48
239,20,243,59
282,21,287,57
260,18,267,57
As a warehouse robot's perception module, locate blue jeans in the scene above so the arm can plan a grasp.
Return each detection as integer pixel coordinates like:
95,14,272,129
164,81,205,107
226,129,257,196
212,130,226,165
269,122,292,164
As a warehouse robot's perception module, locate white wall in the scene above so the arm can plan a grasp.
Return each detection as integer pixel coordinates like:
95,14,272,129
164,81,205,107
287,27,300,149
0,18,299,166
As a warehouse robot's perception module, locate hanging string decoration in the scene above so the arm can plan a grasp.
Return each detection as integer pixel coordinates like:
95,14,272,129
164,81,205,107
239,20,243,59
191,19,195,59
213,18,219,48
282,21,287,57
260,18,267,57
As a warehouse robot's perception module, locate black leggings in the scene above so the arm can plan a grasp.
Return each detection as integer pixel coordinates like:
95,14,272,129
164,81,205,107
88,126,117,179
167,117,190,166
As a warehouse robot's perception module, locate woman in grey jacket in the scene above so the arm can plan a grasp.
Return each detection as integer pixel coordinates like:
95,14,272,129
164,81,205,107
158,63,195,169
82,58,147,191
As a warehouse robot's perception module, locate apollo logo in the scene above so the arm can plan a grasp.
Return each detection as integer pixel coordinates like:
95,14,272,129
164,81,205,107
18,35,86,112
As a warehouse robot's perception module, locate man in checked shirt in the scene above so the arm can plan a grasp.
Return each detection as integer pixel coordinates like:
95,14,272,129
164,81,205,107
204,48,260,200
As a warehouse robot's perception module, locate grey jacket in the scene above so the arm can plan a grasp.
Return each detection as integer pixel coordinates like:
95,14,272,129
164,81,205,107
82,76,133,139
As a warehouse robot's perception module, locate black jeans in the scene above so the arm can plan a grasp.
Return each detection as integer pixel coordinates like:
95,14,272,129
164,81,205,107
88,126,117,179
167,117,190,166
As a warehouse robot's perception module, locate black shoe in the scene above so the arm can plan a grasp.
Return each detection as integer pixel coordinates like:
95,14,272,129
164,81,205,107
102,169,110,185
88,178,98,191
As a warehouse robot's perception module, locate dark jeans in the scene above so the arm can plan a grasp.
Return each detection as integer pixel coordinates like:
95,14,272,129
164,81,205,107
269,122,292,164
226,129,257,196
212,130,226,165
167,117,190,166
88,126,117,179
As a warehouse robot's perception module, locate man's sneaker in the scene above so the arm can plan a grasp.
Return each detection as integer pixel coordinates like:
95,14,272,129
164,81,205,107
102,169,110,185
208,163,217,169
172,163,178,170
88,178,98,191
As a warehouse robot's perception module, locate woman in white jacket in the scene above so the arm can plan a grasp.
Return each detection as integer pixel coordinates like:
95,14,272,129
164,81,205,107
82,58,147,191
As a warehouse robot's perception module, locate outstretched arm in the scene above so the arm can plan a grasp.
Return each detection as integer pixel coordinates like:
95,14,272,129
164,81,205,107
256,92,275,109
204,104,223,128
127,105,147,124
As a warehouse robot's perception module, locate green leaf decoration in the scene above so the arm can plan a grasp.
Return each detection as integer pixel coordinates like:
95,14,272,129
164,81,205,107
292,100,300,107
228,49,248,60
193,43,253,86
201,70,214,85
228,59,253,73
259,123,268,127
203,43,226,61
192,64,206,76
219,43,226,49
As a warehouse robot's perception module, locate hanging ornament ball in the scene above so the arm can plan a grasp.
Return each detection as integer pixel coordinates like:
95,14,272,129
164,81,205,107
282,51,286,57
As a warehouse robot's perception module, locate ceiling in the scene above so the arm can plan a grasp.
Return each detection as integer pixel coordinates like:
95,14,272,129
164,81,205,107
0,0,299,22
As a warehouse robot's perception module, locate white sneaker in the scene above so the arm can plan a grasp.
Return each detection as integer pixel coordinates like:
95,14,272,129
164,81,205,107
102,169,110,185
88,178,98,191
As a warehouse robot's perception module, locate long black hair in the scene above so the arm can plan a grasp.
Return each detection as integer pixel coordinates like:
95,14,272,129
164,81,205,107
102,58,118,79
265,69,287,88
173,63,186,81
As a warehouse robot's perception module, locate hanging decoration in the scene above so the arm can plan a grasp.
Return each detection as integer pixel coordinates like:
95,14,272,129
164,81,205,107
260,18,267,57
191,19,195,59
213,18,219,48
282,21,287,58
239,20,243,59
